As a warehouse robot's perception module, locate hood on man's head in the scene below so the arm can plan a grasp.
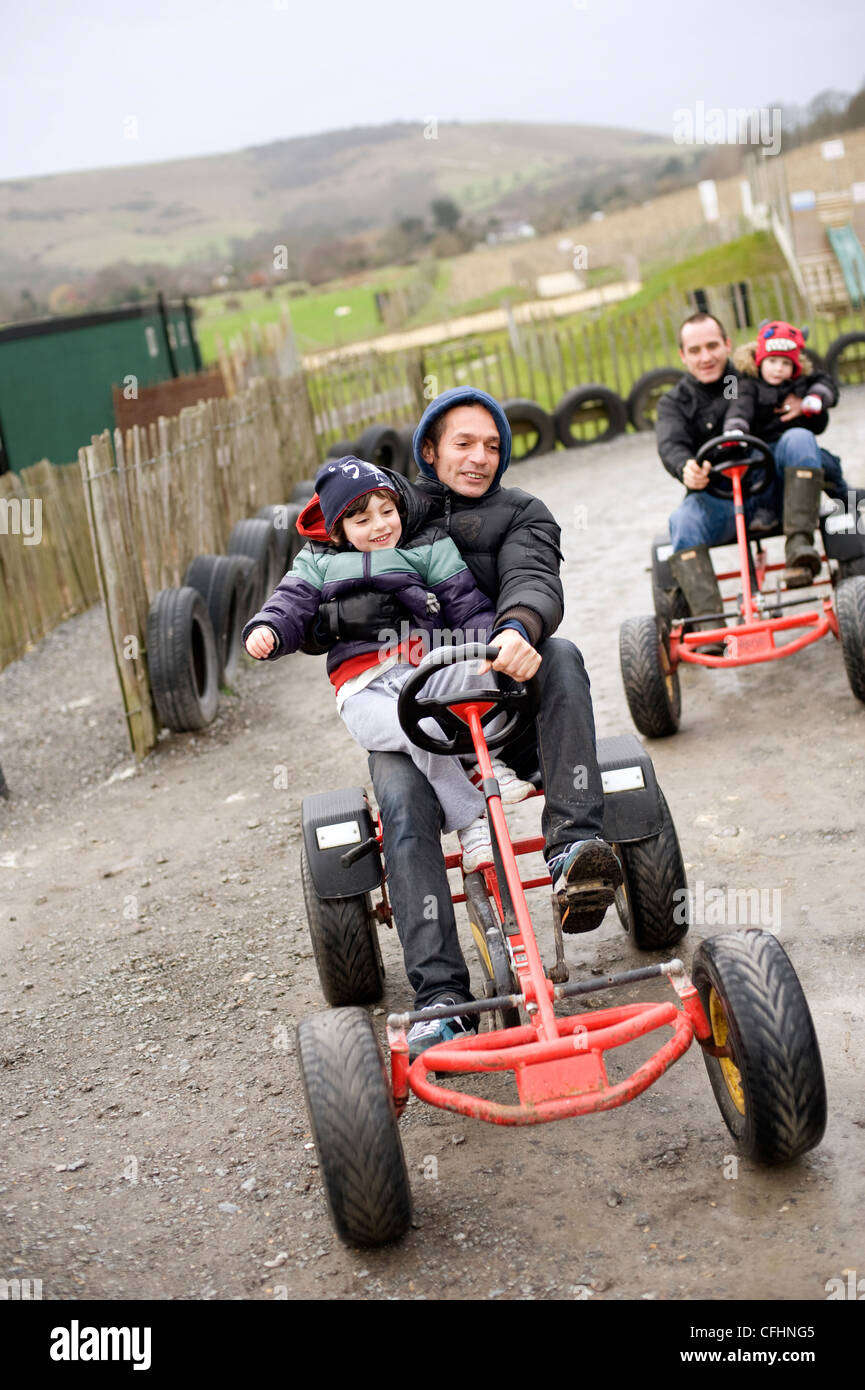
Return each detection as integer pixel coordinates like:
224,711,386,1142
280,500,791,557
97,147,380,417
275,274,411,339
412,387,511,484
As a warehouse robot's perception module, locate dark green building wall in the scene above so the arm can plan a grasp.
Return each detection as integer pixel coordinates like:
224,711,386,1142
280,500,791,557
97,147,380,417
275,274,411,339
0,301,201,474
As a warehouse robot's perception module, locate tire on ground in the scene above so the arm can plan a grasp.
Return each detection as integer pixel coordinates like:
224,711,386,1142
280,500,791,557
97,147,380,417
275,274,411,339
614,790,689,950
297,1007,412,1247
393,424,416,478
554,384,628,449
619,614,681,738
0,761,8,799
147,586,220,732
692,931,827,1163
302,846,384,1005
256,503,303,570
183,554,249,687
227,518,282,612
835,574,865,702
627,368,684,431
326,439,357,459
290,478,316,503
501,398,556,460
824,331,865,387
356,424,402,472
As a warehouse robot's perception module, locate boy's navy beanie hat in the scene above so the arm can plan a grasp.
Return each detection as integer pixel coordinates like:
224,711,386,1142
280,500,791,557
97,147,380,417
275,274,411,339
313,457,399,533
412,387,511,481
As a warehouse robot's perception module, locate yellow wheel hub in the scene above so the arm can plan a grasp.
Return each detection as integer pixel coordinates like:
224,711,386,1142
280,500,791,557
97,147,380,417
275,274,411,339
709,988,746,1114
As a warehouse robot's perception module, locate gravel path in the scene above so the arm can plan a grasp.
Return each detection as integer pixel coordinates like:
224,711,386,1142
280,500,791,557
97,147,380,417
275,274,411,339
2,391,864,1301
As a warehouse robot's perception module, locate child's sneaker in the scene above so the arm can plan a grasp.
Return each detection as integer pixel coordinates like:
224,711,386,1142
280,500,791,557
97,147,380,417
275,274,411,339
407,997,478,1061
547,837,623,934
469,759,534,804
458,815,493,872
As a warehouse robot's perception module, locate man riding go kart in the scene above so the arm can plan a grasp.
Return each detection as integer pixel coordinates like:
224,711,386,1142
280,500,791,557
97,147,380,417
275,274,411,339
656,312,851,633
321,386,622,1058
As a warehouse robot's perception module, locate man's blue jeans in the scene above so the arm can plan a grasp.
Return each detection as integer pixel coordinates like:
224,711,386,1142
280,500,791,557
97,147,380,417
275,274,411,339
669,429,850,552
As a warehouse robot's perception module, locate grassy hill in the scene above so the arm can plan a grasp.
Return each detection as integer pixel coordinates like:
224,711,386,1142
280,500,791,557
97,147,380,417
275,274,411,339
0,120,675,274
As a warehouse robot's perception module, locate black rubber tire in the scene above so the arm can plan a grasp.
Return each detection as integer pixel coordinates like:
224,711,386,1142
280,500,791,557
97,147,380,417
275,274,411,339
227,518,282,609
554,384,628,449
501,398,556,460
297,1008,412,1247
393,424,416,478
0,761,9,800
839,555,865,581
232,554,260,625
356,424,402,472
326,439,357,459
627,368,685,431
824,332,865,386
301,847,384,1006
619,615,681,738
835,574,865,702
256,503,303,570
692,932,827,1164
614,792,689,951
147,586,219,732
291,478,316,503
182,554,249,687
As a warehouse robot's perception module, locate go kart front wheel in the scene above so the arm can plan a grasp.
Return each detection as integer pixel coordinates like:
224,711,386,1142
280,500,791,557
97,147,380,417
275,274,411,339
619,615,681,738
297,1008,412,1247
835,574,865,703
692,932,826,1164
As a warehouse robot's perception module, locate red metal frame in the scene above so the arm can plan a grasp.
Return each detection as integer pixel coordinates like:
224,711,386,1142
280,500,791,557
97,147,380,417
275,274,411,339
669,464,840,670
386,701,712,1125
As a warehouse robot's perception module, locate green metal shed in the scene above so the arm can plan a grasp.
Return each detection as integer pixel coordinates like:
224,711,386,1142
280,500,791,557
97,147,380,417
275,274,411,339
0,296,202,474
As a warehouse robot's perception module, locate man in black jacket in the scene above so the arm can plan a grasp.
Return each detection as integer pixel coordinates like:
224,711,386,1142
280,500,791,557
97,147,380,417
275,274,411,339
367,386,621,1058
657,313,849,614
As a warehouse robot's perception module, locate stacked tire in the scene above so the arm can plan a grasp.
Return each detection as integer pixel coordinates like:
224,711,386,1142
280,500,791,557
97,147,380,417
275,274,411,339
147,586,220,733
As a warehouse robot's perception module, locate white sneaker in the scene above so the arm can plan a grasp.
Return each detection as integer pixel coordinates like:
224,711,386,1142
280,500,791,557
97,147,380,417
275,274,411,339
458,815,493,872
469,760,534,805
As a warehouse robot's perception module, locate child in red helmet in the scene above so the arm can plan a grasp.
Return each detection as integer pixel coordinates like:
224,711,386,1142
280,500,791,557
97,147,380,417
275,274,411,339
724,320,849,585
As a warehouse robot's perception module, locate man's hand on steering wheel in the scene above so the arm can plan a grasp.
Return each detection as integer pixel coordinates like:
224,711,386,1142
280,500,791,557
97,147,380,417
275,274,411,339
682,458,711,490
478,627,542,680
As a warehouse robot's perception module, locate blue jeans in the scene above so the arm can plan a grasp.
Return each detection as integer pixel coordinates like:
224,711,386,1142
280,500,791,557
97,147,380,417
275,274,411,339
669,429,850,552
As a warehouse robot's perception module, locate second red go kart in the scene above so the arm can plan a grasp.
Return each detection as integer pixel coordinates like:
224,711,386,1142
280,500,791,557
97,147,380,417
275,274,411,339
620,432,865,738
295,644,826,1247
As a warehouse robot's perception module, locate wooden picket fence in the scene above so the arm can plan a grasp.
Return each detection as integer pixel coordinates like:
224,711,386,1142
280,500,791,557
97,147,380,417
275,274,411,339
304,271,865,425
1,459,101,671
78,373,318,760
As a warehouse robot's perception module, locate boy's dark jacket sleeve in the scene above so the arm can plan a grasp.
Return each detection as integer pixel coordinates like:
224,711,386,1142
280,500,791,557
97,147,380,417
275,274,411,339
240,547,323,658
723,378,757,433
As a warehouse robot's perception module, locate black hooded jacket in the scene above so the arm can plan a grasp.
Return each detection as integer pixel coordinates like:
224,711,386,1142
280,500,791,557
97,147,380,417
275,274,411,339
656,362,739,483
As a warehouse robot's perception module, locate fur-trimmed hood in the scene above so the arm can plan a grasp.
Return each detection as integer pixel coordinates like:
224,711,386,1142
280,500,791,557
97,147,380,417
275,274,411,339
733,341,814,378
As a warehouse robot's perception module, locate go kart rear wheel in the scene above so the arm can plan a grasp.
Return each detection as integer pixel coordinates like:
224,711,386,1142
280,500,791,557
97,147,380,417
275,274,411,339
464,872,520,1030
297,1008,412,1247
614,791,688,951
619,615,681,738
692,932,826,1164
835,574,865,703
301,847,384,1006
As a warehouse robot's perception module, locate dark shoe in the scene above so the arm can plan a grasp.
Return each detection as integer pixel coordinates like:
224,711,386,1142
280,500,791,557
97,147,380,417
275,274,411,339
783,467,824,588
407,996,478,1061
548,838,623,935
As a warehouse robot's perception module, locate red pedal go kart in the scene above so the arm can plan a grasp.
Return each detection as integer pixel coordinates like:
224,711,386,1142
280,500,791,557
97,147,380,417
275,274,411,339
296,644,826,1247
620,432,865,738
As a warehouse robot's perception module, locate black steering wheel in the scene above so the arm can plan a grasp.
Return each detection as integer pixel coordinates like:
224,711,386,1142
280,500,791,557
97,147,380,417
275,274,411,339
695,432,775,499
397,643,536,756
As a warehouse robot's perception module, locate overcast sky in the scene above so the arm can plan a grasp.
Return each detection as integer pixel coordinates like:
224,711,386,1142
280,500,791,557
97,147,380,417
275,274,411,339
2,0,863,181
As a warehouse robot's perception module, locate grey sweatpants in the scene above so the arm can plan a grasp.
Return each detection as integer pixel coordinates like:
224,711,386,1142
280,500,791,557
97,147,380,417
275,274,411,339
340,662,489,834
